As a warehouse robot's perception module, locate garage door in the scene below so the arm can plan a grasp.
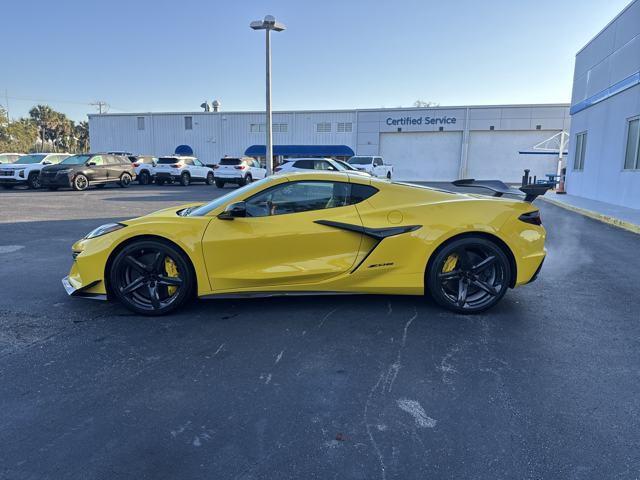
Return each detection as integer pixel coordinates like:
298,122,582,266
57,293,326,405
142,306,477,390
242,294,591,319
379,132,462,181
467,131,560,183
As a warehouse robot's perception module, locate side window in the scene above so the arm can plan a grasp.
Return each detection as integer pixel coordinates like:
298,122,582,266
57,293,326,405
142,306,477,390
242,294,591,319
294,160,313,169
315,160,335,171
90,155,104,166
193,159,203,167
349,184,378,204
185,159,194,166
374,158,383,166
51,155,65,164
245,181,350,217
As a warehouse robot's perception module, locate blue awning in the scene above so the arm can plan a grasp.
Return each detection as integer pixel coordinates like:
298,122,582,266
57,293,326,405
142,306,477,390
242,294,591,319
244,145,355,157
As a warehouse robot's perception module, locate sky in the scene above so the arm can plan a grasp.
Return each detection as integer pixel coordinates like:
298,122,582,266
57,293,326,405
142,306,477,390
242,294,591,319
2,0,632,122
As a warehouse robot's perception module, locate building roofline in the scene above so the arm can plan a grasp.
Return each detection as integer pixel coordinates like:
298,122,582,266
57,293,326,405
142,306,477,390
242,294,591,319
88,102,570,118
575,0,638,56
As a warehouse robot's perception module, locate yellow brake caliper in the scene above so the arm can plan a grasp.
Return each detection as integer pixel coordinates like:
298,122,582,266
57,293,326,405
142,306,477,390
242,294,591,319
442,254,459,274
164,257,180,295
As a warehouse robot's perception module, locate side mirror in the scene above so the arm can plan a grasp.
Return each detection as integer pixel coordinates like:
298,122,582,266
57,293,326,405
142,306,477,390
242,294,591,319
218,201,247,220
87,161,96,166
42,160,51,165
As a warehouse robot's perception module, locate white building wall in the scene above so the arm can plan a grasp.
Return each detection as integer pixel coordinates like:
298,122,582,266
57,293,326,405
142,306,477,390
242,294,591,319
566,0,640,209
90,104,569,183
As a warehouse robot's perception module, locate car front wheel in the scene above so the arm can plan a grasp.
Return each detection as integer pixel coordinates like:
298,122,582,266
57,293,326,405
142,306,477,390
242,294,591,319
28,172,41,189
426,237,511,314
119,173,132,188
73,174,89,191
109,239,194,315
138,170,151,185
205,172,214,185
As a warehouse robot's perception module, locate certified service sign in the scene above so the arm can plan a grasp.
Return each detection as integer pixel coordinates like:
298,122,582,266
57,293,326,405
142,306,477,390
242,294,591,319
386,116,457,126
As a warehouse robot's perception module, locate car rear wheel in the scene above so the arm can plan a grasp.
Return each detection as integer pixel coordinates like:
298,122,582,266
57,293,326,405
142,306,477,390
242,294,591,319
215,180,225,188
205,172,214,185
138,170,151,185
73,174,89,191
180,172,190,186
109,240,194,315
28,172,41,189
386,171,392,179
119,173,132,188
426,237,511,314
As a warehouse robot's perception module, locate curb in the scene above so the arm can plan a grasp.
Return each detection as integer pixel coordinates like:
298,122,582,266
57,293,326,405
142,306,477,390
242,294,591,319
541,196,640,235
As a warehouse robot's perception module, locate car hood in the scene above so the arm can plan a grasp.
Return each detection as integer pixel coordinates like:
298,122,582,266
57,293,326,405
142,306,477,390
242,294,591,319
42,164,80,172
125,203,205,223
0,164,27,170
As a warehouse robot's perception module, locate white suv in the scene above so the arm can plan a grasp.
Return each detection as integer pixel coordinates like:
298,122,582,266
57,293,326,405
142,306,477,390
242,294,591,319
213,157,266,188
0,153,70,189
153,156,214,186
275,157,370,176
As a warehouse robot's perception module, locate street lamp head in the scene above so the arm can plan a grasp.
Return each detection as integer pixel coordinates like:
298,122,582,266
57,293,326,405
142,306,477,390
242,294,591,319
250,15,286,31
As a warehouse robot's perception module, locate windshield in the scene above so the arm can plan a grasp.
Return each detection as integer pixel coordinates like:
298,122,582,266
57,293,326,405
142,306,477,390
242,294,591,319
348,157,372,165
188,177,272,216
220,158,241,166
61,155,91,165
158,157,179,164
14,154,47,165
335,160,356,170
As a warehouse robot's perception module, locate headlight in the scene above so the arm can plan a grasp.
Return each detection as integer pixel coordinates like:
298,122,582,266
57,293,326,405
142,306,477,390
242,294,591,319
84,223,126,239
56,168,72,174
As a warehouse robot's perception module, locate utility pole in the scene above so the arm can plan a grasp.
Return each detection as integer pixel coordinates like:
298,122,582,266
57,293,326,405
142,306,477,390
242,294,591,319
4,89,9,120
91,101,108,114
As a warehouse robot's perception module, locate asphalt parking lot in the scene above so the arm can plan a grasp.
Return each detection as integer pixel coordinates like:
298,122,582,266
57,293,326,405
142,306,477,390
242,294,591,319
1,183,639,480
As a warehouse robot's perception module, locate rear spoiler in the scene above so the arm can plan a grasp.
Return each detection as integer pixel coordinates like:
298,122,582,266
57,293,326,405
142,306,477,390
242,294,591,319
451,179,552,202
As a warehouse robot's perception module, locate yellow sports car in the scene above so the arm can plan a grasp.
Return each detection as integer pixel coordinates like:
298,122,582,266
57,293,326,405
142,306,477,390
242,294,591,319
62,172,548,315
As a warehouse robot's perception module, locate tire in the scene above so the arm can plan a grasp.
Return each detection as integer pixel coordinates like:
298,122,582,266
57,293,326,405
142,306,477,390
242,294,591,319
95,184,106,189
386,171,392,180
119,173,132,188
109,239,195,315
245,174,253,184
180,172,190,187
28,172,41,189
138,170,151,185
215,180,225,188
426,237,511,314
155,178,165,186
72,174,89,191
205,172,214,185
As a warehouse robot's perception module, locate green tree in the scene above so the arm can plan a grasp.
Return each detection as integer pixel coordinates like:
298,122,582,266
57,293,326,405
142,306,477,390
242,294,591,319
75,121,90,152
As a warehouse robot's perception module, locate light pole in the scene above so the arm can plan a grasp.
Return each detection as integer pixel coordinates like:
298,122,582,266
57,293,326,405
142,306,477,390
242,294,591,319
250,15,286,176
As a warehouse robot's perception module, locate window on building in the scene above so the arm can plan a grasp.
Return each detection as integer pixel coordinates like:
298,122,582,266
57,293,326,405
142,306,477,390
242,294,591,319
337,122,352,133
250,123,265,133
185,116,193,130
273,123,288,133
624,118,640,170
574,131,587,170
316,122,332,133
137,117,145,131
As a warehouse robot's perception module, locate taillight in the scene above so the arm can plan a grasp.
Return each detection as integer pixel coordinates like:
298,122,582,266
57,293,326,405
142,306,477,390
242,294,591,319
171,164,180,168
234,165,247,170
132,162,140,167
519,210,542,226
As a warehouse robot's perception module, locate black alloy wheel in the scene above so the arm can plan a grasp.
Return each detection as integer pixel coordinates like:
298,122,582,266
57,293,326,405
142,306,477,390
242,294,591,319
427,237,510,313
139,170,150,185
206,172,214,185
109,240,194,315
119,173,132,188
180,172,190,186
28,172,41,189
73,174,89,191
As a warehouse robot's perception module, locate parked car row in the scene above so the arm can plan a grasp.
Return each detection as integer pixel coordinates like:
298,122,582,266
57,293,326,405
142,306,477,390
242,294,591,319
0,151,394,191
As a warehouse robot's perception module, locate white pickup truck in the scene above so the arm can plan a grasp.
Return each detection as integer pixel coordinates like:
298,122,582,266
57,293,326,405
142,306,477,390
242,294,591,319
347,156,393,179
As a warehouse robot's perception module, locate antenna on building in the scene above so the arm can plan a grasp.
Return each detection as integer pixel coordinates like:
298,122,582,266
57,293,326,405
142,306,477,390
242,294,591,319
201,101,211,112
212,100,221,112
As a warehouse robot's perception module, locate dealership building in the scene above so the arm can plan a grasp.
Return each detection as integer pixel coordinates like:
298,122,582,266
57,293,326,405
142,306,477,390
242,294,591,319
89,104,570,183
566,0,640,209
